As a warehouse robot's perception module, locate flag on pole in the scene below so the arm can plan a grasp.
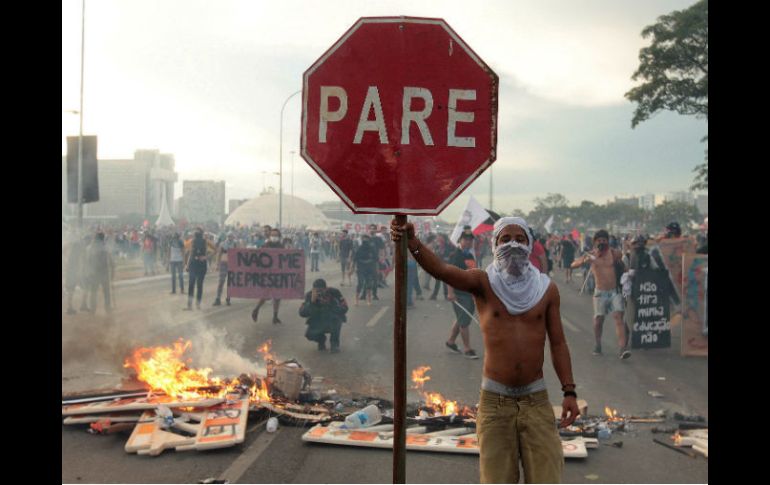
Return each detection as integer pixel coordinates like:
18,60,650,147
450,196,493,245
544,215,554,234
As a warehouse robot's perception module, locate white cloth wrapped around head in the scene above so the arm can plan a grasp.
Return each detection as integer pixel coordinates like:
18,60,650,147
486,217,551,315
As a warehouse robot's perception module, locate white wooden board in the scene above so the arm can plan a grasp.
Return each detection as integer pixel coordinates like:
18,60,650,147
176,396,250,451
62,395,224,416
125,411,196,455
301,424,590,458
63,413,145,425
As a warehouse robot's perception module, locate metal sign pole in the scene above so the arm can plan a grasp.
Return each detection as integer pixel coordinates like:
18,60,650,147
393,214,407,483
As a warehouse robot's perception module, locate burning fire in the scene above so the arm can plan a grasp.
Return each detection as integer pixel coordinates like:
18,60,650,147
124,339,219,400
411,366,432,390
604,406,623,421
411,366,461,416
257,340,275,362
424,392,459,416
123,338,271,403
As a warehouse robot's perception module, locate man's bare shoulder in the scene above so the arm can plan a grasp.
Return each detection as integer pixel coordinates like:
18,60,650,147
545,280,560,299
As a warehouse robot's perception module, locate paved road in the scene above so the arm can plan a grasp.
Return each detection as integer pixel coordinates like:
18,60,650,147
62,257,707,483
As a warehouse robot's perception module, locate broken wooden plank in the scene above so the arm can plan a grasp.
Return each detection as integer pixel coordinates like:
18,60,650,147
64,413,144,425
175,396,250,452
62,396,224,416
301,424,590,458
62,390,154,406
692,444,708,458
653,438,697,458
125,410,200,456
255,402,331,422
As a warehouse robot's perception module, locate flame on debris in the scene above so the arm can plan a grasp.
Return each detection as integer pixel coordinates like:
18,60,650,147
257,340,274,362
424,392,458,416
124,339,218,400
123,338,271,404
604,406,623,422
411,366,432,390
411,366,462,416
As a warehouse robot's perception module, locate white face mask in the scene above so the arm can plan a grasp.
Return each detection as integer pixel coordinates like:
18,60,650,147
270,236,280,242
493,241,531,277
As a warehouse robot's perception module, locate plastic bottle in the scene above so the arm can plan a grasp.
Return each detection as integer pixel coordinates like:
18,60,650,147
156,405,174,429
343,404,382,429
266,417,279,433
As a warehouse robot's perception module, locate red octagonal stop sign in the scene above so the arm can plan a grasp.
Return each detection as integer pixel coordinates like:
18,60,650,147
301,17,498,215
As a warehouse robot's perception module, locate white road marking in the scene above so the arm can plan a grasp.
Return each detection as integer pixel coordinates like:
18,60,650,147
366,306,390,327
218,421,279,483
560,315,581,333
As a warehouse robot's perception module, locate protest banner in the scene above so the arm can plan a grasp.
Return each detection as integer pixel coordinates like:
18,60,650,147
681,254,708,357
630,268,672,349
227,248,305,299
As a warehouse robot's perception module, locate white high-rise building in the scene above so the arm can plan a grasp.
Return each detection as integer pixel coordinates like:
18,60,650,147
639,194,656,211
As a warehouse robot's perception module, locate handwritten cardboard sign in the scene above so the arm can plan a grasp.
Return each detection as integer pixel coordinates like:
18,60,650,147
227,248,305,299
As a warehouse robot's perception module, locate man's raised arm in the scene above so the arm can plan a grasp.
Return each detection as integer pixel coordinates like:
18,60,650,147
390,219,483,295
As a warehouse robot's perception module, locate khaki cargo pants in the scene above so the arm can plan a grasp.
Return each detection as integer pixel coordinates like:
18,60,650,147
477,389,563,483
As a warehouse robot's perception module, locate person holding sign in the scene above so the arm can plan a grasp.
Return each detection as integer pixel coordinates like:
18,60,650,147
392,216,578,484
251,228,285,324
213,232,237,306
571,230,630,359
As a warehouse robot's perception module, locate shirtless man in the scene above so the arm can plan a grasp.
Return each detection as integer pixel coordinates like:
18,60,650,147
571,229,630,359
392,216,579,484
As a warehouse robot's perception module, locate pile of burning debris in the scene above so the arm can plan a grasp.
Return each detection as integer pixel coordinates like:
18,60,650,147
61,340,479,457
62,340,706,459
555,406,708,458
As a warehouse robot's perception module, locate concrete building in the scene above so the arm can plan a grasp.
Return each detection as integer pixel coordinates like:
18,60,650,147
696,194,708,216
665,191,696,205
61,149,178,220
613,196,639,207
180,180,226,225
639,193,656,211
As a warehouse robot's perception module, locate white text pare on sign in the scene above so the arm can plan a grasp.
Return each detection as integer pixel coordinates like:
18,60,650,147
319,86,477,148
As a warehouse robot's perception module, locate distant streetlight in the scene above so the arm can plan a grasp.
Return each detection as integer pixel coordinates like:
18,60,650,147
76,0,86,229
289,150,296,227
279,89,301,230
489,166,493,212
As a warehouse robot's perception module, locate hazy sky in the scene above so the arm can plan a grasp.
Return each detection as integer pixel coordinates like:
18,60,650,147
61,0,707,220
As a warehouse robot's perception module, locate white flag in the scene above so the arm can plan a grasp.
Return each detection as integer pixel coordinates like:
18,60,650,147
544,215,554,233
450,196,492,246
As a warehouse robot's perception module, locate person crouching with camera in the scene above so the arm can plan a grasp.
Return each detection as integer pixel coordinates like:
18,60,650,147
299,279,349,353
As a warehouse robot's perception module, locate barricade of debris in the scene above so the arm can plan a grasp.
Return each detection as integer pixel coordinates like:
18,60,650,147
62,339,336,456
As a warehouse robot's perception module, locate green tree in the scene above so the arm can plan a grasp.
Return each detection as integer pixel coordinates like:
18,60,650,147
530,194,569,232
691,136,708,191
650,200,701,233
626,0,708,187
533,193,569,211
